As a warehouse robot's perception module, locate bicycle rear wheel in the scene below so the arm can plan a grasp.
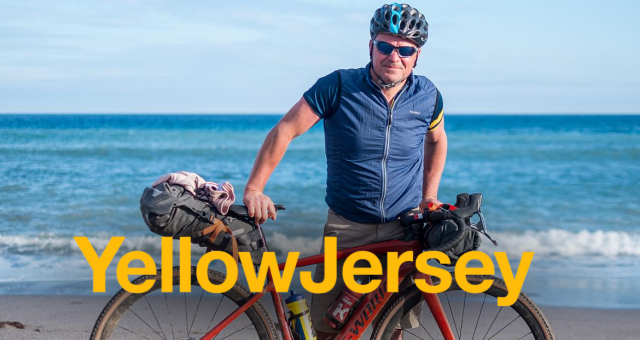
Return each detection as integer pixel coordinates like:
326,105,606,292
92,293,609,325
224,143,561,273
91,266,279,340
372,275,554,340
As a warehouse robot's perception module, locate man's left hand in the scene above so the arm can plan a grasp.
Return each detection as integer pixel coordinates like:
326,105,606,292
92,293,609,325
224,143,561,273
419,195,442,213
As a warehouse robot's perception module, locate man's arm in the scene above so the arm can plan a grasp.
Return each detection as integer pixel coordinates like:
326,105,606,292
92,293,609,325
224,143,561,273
420,118,447,211
244,97,320,224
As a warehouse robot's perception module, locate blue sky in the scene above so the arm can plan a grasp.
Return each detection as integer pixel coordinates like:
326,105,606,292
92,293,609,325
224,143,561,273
0,0,638,114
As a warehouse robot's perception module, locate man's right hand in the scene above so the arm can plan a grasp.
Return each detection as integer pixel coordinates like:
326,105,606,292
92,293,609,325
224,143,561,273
243,190,277,225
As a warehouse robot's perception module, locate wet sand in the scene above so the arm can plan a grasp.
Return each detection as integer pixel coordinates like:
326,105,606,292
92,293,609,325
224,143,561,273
0,294,639,339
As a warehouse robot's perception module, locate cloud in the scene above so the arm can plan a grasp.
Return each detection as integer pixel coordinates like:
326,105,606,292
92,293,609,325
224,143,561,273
0,1,267,64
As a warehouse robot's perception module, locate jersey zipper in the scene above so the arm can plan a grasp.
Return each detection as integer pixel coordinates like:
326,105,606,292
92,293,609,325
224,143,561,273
379,85,408,223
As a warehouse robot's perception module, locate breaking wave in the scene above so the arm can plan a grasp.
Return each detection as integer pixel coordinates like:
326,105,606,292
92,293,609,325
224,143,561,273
2,229,640,258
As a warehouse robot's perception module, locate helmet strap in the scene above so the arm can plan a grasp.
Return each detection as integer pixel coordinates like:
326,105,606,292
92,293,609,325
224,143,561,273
371,67,410,89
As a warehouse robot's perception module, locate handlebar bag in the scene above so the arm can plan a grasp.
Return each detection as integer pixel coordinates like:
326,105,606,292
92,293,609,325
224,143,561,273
424,220,482,266
140,182,265,265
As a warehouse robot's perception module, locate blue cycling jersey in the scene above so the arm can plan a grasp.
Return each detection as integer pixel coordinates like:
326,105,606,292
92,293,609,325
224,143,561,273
303,63,443,224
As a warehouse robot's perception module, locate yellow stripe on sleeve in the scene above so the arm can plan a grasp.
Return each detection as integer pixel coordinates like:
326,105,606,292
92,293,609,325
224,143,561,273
428,108,443,131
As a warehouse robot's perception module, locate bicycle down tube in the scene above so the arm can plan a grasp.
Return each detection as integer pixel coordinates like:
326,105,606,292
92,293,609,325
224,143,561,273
200,239,456,340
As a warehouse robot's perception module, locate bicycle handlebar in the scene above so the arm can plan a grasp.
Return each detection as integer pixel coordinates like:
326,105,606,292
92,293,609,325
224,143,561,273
399,193,486,252
227,204,286,220
428,193,482,221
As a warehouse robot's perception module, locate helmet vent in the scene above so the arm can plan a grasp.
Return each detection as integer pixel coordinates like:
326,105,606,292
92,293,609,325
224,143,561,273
369,3,429,47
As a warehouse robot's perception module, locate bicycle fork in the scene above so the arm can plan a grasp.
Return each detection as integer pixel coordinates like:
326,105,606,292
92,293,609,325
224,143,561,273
200,273,295,340
414,272,457,340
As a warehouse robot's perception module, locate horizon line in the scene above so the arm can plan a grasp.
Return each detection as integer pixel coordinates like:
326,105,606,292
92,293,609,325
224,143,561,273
2,112,640,116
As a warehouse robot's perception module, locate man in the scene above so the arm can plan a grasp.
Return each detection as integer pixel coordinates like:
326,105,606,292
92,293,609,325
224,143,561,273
243,3,446,339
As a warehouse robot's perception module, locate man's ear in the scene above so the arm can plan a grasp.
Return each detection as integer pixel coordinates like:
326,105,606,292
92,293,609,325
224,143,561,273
369,40,374,60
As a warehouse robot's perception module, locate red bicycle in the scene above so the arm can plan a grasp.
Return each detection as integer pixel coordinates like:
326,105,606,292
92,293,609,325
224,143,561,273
91,196,554,340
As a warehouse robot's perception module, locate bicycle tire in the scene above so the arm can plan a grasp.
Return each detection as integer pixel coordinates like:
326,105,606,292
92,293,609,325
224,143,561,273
371,275,554,340
91,266,279,340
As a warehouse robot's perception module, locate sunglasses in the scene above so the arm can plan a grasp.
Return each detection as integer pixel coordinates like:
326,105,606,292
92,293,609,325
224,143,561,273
373,40,418,58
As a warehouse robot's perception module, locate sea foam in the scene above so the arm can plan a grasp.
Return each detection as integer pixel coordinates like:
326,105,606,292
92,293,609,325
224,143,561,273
2,229,639,258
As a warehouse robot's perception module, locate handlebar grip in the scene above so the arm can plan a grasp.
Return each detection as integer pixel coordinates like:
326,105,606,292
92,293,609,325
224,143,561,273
454,193,469,209
451,193,482,220
274,204,286,211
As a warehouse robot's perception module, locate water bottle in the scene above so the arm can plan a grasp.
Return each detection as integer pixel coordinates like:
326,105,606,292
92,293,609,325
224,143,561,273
323,280,364,329
285,291,317,340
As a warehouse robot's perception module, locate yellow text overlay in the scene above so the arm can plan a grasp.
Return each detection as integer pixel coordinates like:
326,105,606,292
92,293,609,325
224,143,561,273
74,236,533,306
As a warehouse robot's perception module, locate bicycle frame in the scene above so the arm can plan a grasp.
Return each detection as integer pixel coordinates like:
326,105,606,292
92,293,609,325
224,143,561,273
201,239,457,340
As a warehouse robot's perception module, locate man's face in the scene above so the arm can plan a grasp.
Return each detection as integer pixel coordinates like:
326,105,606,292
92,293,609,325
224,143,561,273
369,33,421,85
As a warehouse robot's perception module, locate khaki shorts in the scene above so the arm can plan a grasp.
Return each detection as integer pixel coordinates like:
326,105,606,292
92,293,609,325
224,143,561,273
309,209,423,334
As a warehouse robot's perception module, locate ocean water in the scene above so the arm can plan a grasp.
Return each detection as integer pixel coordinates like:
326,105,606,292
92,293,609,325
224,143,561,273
1,114,639,308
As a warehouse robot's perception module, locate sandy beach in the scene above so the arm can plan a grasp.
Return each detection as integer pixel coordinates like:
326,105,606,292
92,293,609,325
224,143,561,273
1,294,639,339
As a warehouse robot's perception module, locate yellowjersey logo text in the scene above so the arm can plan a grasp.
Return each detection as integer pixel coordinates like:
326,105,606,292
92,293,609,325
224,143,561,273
74,236,533,306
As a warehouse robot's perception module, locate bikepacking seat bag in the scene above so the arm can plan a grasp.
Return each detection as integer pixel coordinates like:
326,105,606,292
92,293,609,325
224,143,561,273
139,182,266,265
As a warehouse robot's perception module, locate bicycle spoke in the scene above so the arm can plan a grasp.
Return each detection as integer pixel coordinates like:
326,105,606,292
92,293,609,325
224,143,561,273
471,293,487,340
206,294,224,331
116,324,155,340
188,289,206,336
405,328,424,339
486,315,522,340
218,323,252,340
445,292,461,339
145,296,168,340
460,291,466,340
165,293,175,340
516,332,533,340
127,307,165,340
417,315,435,340
482,307,502,340
184,293,189,337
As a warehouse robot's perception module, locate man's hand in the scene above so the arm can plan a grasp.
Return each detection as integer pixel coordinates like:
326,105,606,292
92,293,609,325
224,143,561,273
243,190,277,225
419,195,443,213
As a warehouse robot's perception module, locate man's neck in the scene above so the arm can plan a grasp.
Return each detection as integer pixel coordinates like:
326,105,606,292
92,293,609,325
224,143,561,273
380,83,406,103
369,67,409,104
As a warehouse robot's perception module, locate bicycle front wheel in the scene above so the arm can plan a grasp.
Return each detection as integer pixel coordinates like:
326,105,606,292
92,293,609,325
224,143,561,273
91,266,279,340
372,275,554,340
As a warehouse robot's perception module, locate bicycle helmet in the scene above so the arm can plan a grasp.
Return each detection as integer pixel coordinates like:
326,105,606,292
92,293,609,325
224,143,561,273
370,3,428,47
